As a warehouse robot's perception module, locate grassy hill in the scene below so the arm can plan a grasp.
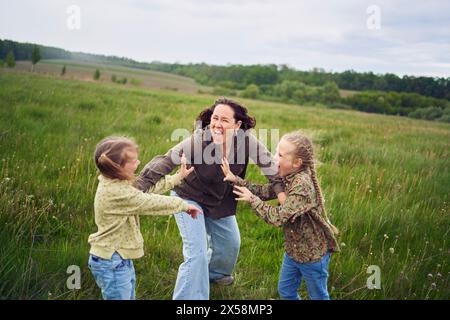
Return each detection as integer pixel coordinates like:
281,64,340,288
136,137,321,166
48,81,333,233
12,60,212,94
11,59,358,99
0,69,449,299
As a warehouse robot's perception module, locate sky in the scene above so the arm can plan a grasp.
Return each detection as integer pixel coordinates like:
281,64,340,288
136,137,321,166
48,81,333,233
1,0,449,77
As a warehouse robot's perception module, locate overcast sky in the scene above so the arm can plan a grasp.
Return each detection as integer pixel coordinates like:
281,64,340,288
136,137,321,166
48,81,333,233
1,0,449,77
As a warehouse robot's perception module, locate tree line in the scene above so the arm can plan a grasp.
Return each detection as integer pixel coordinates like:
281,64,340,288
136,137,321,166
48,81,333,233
1,39,448,100
1,38,449,122
147,63,450,101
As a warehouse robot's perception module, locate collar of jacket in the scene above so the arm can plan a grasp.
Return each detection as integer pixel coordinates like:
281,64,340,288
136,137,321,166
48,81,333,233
283,166,310,184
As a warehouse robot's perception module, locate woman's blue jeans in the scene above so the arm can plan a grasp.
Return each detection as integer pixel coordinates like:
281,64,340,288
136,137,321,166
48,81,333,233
171,191,241,300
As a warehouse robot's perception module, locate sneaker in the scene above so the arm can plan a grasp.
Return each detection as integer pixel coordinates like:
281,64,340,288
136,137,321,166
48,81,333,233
211,275,234,286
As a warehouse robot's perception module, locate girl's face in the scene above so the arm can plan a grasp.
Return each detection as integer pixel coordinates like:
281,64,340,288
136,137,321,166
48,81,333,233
274,139,302,177
122,149,140,176
210,104,242,144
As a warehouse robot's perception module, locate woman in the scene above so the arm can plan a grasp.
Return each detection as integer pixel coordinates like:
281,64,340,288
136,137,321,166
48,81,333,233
136,97,285,300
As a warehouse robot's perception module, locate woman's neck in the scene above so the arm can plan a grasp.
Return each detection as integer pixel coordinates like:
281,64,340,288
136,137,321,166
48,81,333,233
223,135,234,159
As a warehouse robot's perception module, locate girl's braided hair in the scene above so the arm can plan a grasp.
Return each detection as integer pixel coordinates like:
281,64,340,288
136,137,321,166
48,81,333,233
282,131,339,235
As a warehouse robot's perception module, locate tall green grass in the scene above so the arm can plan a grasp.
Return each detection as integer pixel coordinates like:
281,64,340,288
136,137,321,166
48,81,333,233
0,71,449,299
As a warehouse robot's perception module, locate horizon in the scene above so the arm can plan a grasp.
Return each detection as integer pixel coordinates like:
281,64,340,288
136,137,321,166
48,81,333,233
1,0,449,78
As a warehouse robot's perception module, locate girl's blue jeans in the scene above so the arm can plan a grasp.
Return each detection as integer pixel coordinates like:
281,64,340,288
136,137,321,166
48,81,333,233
278,251,331,300
88,252,136,300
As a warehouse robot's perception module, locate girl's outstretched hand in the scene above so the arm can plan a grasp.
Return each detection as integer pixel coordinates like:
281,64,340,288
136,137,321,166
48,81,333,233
186,204,202,219
277,192,287,205
178,153,194,180
221,157,237,183
233,185,255,202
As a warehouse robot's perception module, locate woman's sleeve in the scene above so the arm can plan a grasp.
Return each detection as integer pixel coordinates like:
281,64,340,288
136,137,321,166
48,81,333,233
247,133,285,195
135,133,195,192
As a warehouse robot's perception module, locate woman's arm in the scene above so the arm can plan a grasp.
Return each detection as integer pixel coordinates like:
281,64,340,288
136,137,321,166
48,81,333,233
146,154,194,194
135,132,198,192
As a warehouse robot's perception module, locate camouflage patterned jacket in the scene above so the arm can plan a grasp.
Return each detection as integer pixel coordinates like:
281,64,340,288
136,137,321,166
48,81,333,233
235,167,339,263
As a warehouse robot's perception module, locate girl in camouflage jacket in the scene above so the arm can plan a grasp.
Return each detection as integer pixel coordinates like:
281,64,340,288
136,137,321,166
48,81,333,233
223,131,339,300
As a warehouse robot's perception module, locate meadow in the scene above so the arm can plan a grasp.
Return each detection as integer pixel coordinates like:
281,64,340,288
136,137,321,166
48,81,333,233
0,68,449,299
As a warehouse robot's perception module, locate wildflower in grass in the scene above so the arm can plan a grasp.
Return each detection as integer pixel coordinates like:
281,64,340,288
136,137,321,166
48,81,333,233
389,247,395,254
431,283,437,290
427,273,433,279
436,273,442,278
384,234,389,239
3,177,10,182
340,242,346,247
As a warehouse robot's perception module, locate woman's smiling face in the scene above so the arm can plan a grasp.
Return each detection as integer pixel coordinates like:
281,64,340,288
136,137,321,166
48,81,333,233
210,104,241,144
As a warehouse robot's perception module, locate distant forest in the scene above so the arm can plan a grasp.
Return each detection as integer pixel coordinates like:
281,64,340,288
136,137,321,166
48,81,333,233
1,38,448,100
1,38,449,122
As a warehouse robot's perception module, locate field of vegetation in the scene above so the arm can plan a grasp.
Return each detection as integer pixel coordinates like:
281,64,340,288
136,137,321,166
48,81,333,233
11,60,211,94
0,69,449,299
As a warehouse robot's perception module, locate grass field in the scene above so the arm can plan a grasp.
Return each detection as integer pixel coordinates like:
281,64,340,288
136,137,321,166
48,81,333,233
0,68,449,300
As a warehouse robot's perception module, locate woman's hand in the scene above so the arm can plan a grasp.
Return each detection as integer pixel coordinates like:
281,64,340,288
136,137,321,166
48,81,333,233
177,153,194,180
186,204,202,219
233,185,256,202
221,157,237,183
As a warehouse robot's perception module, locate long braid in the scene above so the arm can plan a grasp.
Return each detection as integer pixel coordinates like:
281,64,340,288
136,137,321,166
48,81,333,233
283,132,339,235
310,161,339,235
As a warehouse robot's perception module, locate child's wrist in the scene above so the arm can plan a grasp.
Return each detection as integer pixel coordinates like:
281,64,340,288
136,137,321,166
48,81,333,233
249,194,259,205
234,176,245,186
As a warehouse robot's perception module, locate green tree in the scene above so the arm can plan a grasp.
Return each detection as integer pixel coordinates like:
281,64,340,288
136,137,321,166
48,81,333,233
320,81,340,104
93,69,100,80
5,50,15,68
0,59,4,67
61,65,66,76
241,84,260,99
31,45,41,72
